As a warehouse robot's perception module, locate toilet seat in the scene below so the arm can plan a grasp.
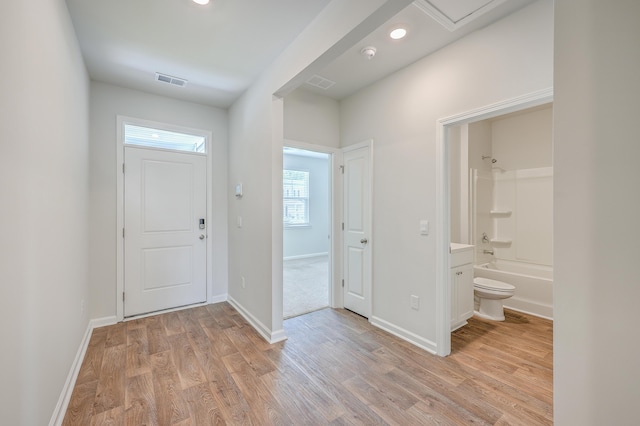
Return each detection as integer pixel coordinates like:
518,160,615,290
473,277,515,292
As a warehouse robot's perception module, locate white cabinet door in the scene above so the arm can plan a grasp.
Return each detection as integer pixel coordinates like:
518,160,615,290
450,269,459,326
457,264,474,322
451,263,474,330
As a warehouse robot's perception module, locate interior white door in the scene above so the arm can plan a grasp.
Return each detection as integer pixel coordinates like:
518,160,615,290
124,146,207,317
342,143,372,318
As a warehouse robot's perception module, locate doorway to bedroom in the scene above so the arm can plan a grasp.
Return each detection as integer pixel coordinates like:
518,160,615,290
283,146,331,318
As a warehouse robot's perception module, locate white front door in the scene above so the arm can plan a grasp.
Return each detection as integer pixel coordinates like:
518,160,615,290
124,146,207,317
342,142,372,318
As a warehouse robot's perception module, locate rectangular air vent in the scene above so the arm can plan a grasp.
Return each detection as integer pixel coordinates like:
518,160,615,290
155,73,188,87
306,75,336,90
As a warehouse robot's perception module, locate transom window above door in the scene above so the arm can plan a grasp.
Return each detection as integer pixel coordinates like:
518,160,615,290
124,124,206,153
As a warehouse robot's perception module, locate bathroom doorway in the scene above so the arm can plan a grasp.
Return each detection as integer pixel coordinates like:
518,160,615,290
283,146,332,318
449,102,554,318
436,89,554,356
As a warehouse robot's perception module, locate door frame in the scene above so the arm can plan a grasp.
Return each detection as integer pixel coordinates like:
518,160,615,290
434,88,553,356
283,139,342,309
116,115,214,321
341,139,373,318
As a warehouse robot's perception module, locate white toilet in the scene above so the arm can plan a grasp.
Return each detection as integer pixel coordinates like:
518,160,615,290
473,277,515,321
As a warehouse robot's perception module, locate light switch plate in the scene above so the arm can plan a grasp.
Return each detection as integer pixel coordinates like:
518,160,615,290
410,295,420,310
420,220,429,235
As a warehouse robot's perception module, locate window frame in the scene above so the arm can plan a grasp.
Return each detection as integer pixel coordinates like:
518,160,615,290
122,118,209,156
283,169,311,228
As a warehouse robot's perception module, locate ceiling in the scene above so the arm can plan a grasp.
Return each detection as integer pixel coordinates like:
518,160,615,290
66,0,536,108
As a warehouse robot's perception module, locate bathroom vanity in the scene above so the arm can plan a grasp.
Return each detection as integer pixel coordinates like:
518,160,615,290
450,243,474,331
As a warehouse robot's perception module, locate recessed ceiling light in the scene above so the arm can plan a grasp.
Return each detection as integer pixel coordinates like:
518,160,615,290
192,0,209,5
389,28,407,40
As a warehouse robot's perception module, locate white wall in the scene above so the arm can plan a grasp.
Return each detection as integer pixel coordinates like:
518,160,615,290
284,88,340,148
283,154,330,259
554,0,640,423
491,105,552,170
0,0,90,424
340,0,553,346
89,82,229,319
468,121,493,171
227,0,407,340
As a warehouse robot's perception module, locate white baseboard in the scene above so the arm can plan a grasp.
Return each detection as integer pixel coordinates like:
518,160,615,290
283,252,328,261
370,316,437,355
90,316,118,328
269,328,287,343
227,296,288,344
210,293,228,304
505,297,553,321
49,321,89,425
49,315,120,425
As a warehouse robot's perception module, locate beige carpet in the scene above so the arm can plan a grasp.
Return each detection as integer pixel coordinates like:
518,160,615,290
283,255,329,319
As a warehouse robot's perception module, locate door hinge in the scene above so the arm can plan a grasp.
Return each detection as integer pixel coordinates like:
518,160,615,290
340,165,344,174
122,228,125,238
122,292,125,302
122,163,125,173
341,223,344,231
342,279,345,288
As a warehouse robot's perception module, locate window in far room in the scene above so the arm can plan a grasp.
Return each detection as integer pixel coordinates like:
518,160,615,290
283,169,310,226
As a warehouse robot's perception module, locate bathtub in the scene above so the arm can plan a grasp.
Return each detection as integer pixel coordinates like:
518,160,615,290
474,260,553,320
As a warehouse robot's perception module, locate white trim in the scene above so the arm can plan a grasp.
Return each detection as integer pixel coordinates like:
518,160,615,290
48,315,118,426
116,115,214,320
413,0,509,32
283,140,342,310
227,296,288,344
504,300,554,321
90,316,118,328
49,323,93,426
210,293,228,304
370,316,437,355
283,252,329,261
435,88,553,357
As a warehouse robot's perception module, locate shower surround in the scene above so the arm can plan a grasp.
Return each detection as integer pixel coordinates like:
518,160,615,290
471,166,553,318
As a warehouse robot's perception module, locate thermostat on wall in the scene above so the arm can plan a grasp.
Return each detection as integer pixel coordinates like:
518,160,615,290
235,183,243,198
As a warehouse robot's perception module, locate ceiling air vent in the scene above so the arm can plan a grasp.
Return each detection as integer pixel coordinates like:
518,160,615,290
306,75,336,90
155,72,188,87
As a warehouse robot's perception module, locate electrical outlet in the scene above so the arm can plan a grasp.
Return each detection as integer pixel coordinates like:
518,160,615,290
410,295,420,310
241,276,246,289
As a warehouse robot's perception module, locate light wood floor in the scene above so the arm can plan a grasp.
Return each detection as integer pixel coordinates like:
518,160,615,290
63,303,553,425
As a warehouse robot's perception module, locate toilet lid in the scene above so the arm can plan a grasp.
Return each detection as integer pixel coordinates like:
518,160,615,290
473,277,515,291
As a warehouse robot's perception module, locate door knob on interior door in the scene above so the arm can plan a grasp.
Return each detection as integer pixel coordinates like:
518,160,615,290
199,234,205,240
360,238,368,244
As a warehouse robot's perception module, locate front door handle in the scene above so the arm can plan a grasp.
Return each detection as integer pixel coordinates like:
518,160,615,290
199,234,206,240
360,238,368,244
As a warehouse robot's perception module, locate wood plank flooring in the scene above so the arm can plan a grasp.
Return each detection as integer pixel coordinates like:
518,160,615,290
63,304,552,425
